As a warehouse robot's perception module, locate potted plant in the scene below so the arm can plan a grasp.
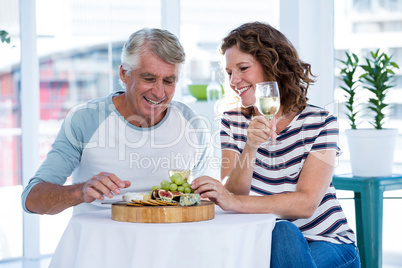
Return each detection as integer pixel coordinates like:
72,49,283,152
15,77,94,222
0,30,11,44
339,49,400,177
339,52,359,130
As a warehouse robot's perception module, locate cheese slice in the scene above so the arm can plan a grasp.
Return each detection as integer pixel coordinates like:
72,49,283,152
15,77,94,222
179,194,201,206
122,192,145,202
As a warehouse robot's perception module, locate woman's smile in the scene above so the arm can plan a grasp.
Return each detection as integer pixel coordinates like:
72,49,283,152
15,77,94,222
237,85,252,96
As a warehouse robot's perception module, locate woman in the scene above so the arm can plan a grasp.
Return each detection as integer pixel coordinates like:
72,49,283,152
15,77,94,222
192,22,360,267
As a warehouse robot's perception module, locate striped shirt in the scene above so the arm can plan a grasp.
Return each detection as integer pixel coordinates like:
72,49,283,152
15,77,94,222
220,104,356,244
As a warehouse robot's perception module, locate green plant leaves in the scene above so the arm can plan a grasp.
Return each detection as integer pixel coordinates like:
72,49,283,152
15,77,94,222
337,49,399,130
337,52,359,129
0,30,11,44
358,49,399,129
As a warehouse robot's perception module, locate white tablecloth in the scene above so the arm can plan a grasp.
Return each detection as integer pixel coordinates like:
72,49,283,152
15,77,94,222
50,206,276,268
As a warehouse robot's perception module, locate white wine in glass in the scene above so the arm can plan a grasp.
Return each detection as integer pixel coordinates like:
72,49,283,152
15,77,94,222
256,96,280,119
255,81,281,145
168,170,191,182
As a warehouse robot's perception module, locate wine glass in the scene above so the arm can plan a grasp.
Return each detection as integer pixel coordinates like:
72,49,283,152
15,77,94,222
255,81,281,146
168,169,191,182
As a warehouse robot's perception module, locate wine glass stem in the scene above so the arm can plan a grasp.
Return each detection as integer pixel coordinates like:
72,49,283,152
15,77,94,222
264,115,276,143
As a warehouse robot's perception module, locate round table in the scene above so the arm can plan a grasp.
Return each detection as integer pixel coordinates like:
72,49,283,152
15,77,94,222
49,206,276,268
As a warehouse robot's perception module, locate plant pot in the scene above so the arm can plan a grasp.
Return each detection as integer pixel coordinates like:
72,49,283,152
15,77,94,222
345,128,398,177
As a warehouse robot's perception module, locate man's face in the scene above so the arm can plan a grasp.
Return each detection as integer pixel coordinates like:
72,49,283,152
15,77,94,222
120,49,179,127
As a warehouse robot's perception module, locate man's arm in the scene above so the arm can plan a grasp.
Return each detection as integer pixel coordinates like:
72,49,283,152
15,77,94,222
25,172,131,215
25,181,85,215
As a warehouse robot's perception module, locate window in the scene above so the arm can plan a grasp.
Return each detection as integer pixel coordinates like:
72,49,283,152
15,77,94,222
0,0,22,260
334,0,402,259
36,0,162,256
7,0,401,264
180,0,279,100
0,0,163,260
334,0,402,166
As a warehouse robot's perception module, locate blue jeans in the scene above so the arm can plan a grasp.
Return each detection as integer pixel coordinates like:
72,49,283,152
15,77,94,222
270,221,361,268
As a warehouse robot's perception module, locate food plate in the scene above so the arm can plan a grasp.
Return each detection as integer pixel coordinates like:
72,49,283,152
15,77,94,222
111,200,215,223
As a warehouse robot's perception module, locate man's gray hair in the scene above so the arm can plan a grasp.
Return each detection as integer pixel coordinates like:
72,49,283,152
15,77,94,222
121,28,185,74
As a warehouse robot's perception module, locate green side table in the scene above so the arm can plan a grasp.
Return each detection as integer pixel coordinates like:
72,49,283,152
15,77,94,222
332,174,402,268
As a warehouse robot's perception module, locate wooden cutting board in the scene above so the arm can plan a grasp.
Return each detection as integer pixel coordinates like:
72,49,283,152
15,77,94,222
111,200,215,223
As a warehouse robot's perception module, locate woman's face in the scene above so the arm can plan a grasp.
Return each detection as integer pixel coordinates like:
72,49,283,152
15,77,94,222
224,46,266,107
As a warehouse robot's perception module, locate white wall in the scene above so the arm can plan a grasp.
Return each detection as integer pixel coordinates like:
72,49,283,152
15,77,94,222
280,0,336,114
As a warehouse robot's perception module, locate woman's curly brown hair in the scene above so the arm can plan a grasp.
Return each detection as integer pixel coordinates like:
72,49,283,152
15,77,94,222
219,22,315,116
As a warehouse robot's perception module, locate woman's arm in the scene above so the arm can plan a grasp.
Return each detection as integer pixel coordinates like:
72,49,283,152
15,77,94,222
237,150,335,218
193,150,335,219
221,115,275,194
221,144,257,195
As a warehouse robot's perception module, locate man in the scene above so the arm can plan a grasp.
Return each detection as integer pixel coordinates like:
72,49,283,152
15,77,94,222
21,28,214,215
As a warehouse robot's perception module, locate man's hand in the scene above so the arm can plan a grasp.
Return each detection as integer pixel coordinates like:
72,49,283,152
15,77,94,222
82,172,131,203
25,173,131,215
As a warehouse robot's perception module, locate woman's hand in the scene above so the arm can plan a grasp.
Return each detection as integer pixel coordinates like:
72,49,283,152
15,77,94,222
191,176,240,211
247,115,277,148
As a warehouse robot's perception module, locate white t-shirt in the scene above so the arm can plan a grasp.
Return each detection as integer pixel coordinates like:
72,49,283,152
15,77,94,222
22,91,216,214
